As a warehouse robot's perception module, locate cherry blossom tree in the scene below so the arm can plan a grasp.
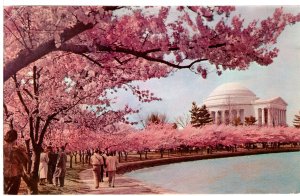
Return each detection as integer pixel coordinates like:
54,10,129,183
4,6,300,82
4,6,300,193
3,62,140,193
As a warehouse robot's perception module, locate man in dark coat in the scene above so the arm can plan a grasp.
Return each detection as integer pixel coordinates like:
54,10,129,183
47,146,58,184
53,146,67,187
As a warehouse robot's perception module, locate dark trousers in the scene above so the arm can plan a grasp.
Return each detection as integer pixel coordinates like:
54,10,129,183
4,176,21,195
47,165,55,184
100,165,104,182
54,176,65,187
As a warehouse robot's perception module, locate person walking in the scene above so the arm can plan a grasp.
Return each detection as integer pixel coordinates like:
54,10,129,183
90,149,104,189
47,146,58,184
53,146,67,187
4,129,28,195
100,151,106,182
106,152,119,188
39,148,49,185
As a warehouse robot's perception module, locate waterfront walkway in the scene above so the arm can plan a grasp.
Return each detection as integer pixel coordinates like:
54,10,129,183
78,169,174,194
78,147,300,194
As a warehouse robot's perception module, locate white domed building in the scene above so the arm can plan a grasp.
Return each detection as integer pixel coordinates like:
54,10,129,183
203,83,287,126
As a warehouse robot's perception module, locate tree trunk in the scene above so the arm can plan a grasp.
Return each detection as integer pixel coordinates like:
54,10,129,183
70,154,73,168
160,149,164,158
118,152,121,163
74,152,78,164
145,151,148,159
88,155,91,165
124,152,128,161
25,139,32,173
25,145,41,194
82,151,85,165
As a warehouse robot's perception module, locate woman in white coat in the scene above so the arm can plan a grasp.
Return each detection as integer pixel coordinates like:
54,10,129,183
39,148,49,185
106,152,119,187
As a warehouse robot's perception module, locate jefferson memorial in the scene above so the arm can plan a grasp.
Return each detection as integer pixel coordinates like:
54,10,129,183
203,83,287,126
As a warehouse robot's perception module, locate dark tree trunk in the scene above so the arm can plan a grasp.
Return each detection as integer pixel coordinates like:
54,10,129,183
160,149,164,158
74,152,78,164
82,151,85,165
25,139,32,173
25,145,42,194
118,152,121,163
124,151,128,161
70,154,73,168
79,151,82,162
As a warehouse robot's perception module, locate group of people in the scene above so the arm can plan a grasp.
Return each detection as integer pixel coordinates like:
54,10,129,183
3,128,68,195
90,150,119,188
4,129,119,194
38,145,67,187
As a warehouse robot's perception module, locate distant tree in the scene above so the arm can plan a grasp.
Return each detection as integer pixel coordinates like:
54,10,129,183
175,113,191,129
190,102,212,128
245,116,257,126
293,111,300,128
146,113,167,125
232,117,243,126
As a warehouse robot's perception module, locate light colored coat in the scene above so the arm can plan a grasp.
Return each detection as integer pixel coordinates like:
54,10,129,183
91,153,104,165
106,155,119,172
39,152,49,179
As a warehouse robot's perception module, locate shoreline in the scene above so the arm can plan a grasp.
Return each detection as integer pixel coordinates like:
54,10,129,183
26,148,299,194
117,147,300,174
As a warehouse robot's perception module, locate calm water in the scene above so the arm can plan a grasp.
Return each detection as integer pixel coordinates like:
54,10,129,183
125,151,300,193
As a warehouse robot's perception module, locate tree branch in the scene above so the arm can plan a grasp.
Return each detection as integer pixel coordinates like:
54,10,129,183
79,53,103,67
4,6,125,82
13,74,30,115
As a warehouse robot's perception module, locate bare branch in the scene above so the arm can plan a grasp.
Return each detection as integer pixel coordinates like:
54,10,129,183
13,74,30,115
79,53,103,67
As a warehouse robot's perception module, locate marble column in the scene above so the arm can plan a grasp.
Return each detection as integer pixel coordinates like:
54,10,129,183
277,109,280,126
268,108,272,126
284,110,287,125
211,111,215,124
261,108,264,126
257,108,262,126
279,110,282,125
222,110,226,124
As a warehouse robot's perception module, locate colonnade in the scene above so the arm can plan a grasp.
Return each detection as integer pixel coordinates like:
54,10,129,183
258,108,286,126
210,107,286,126
210,109,244,125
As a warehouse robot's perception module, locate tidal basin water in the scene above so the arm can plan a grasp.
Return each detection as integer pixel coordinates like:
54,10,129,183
125,151,300,193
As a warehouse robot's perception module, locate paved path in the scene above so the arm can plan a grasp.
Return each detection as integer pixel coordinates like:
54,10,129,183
78,168,175,194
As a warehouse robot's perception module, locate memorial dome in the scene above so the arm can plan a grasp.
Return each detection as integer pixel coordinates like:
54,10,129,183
204,82,257,106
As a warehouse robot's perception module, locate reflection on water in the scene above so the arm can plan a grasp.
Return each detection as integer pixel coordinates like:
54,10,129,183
125,151,300,193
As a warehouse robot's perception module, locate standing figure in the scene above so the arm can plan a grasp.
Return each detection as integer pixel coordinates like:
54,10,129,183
39,148,49,185
4,129,28,195
53,146,67,187
100,151,106,182
90,149,104,189
106,152,119,188
47,146,58,184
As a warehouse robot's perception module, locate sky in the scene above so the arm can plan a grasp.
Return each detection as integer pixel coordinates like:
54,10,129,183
1,2,300,128
109,6,300,127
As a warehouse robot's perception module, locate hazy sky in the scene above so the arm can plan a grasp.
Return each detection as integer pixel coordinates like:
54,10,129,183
111,6,300,127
